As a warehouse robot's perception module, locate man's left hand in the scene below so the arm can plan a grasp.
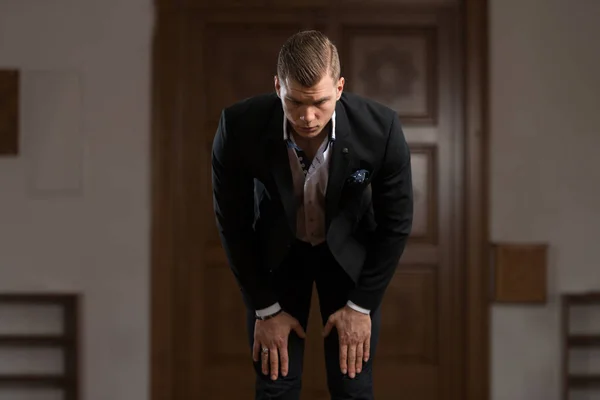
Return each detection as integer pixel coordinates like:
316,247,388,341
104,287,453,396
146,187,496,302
322,305,371,378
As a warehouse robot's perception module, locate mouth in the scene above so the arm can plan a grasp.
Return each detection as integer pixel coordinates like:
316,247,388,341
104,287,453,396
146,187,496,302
298,126,318,133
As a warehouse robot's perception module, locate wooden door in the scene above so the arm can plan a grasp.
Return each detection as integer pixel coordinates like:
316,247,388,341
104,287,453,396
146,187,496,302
151,2,478,400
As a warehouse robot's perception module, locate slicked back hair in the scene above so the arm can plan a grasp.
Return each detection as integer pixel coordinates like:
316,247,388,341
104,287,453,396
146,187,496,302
276,30,341,88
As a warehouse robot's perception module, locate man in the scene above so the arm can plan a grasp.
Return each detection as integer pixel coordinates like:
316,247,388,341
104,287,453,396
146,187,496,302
212,30,413,400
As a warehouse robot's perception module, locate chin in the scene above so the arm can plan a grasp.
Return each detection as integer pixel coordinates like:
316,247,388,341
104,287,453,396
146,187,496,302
295,127,322,138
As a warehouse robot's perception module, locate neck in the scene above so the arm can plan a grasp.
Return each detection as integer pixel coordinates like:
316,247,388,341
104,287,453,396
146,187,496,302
290,123,330,160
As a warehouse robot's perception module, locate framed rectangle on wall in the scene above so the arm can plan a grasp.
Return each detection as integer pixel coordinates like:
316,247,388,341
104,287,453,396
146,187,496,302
0,69,19,155
491,243,548,303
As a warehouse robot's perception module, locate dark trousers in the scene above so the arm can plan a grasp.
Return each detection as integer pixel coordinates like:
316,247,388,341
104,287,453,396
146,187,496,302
245,240,381,400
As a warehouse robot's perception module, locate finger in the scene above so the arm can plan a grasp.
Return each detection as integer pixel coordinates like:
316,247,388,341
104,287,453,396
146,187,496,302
339,343,348,374
356,342,364,374
253,340,259,362
269,347,279,380
279,344,289,377
347,344,357,378
293,322,306,339
363,335,371,362
323,316,335,337
261,347,269,375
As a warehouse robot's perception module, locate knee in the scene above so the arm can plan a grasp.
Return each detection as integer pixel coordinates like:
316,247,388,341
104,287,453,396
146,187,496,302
326,364,373,400
254,365,302,397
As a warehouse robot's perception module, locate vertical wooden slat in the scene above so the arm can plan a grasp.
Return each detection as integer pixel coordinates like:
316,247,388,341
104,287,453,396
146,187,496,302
63,295,80,400
150,11,175,400
561,295,569,400
464,0,490,400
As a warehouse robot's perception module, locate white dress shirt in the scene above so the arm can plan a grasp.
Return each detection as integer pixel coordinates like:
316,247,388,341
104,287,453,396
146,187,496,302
255,113,370,318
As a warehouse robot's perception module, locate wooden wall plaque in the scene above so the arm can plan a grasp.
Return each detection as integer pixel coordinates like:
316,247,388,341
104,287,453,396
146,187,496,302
491,242,548,303
0,69,19,156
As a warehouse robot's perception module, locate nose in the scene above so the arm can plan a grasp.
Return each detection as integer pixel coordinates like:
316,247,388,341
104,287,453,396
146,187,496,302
300,111,315,125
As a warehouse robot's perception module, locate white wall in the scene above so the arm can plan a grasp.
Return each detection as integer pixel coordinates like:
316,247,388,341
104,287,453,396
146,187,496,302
490,0,600,399
0,0,153,399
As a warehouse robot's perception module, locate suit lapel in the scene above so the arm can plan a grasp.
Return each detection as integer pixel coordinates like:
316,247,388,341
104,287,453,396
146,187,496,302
325,103,354,227
265,105,297,234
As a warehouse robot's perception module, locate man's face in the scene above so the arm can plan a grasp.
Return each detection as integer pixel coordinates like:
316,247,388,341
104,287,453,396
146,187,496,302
275,73,344,139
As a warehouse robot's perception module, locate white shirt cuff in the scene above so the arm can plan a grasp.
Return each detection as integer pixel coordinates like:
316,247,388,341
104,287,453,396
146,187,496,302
347,300,370,315
255,302,282,318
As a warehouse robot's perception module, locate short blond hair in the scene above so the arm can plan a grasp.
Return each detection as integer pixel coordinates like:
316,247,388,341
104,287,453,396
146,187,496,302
277,30,341,87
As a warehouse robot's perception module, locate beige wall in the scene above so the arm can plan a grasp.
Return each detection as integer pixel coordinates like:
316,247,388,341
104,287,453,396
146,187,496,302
490,0,600,399
0,1,152,399
1,0,599,399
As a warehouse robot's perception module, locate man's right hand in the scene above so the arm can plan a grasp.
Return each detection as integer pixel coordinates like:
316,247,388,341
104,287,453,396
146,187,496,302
252,312,306,380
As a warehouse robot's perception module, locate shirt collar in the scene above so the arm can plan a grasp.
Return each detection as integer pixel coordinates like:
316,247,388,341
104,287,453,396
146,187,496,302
283,111,337,142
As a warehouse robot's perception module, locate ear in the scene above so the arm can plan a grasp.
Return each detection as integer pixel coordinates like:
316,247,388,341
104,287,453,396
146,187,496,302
336,77,345,100
274,75,281,98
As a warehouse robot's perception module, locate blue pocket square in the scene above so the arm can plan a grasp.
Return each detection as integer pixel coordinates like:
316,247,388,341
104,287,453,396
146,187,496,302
347,169,370,184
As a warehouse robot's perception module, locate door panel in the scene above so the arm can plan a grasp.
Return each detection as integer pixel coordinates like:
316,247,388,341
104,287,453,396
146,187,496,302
341,25,438,125
203,23,311,126
185,6,463,400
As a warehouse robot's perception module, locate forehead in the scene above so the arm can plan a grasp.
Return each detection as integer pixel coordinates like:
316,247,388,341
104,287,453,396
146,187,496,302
282,75,336,101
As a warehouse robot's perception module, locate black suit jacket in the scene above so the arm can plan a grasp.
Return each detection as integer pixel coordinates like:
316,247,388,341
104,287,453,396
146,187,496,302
212,91,413,312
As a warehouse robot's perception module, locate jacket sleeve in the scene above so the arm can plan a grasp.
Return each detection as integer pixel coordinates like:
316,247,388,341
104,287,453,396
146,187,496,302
347,112,413,311
211,109,278,310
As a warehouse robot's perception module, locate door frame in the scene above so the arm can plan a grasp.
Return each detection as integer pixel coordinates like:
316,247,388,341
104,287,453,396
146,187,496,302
149,1,490,399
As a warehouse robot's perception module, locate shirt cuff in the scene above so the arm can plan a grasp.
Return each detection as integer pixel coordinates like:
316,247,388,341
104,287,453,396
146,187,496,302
255,302,282,318
347,300,370,315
